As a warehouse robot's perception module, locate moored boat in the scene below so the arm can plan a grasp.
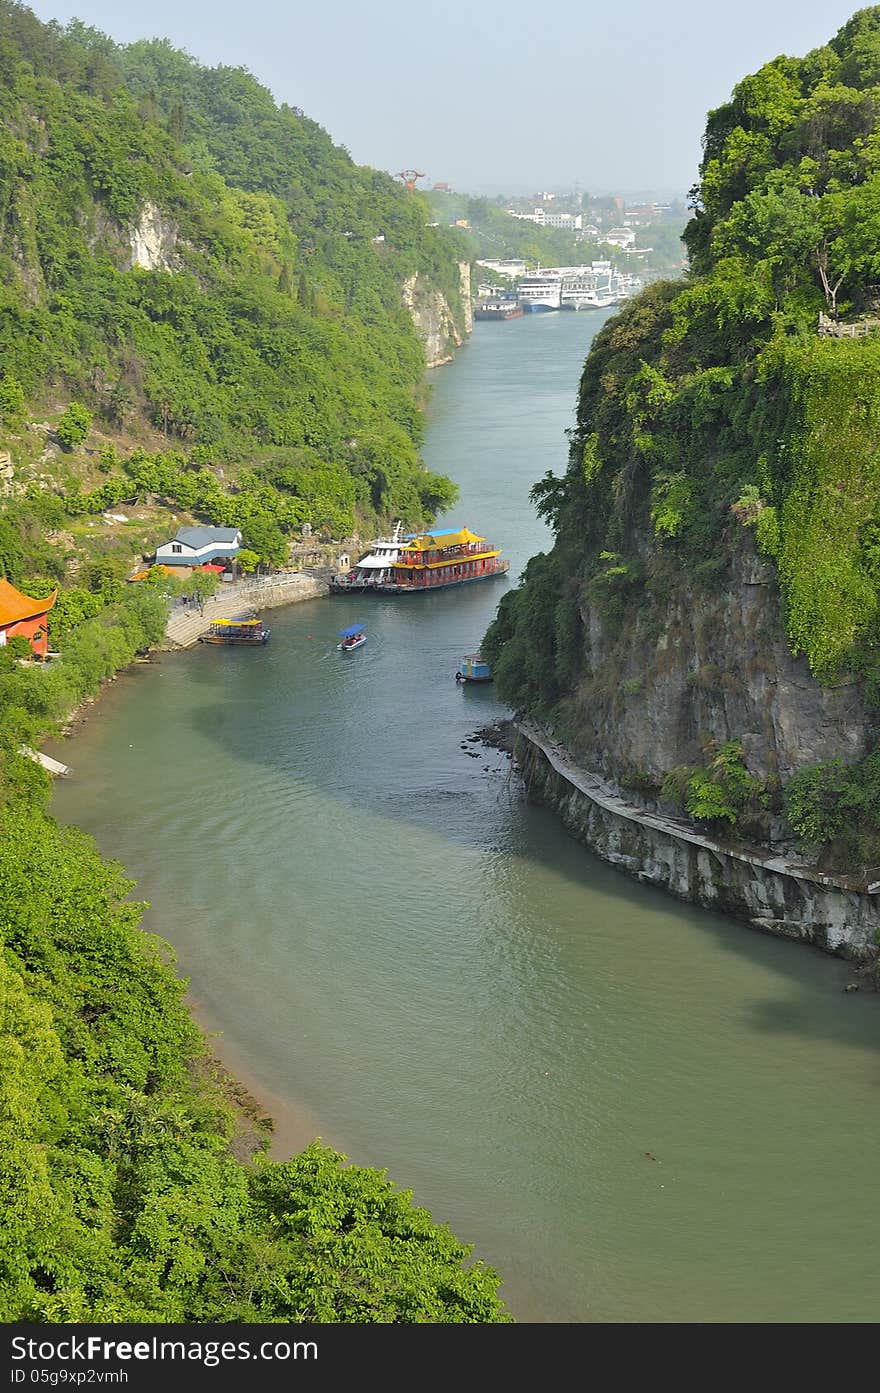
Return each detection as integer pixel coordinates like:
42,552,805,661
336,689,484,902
474,298,524,321
516,273,562,311
330,522,408,591
199,618,270,644
331,525,509,594
455,653,492,683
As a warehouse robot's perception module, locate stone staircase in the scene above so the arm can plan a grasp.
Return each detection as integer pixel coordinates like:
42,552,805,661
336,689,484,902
162,571,328,648
162,585,255,649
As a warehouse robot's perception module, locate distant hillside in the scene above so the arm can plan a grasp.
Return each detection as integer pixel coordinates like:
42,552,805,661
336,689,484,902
426,189,687,279
0,0,470,584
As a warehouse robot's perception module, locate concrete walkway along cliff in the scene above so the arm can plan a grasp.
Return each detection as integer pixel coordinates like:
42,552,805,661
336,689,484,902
516,721,880,962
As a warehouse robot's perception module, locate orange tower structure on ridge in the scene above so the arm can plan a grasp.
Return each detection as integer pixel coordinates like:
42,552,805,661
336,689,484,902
397,169,425,192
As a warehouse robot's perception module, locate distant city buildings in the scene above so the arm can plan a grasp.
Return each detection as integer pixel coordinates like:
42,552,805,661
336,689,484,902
507,207,583,230
605,226,636,248
476,258,529,280
623,202,673,224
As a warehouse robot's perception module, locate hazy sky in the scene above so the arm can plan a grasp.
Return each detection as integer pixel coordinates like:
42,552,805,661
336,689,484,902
29,0,865,195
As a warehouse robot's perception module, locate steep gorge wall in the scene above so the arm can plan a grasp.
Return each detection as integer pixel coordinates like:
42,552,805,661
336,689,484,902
482,11,880,955
570,535,871,799
403,261,472,368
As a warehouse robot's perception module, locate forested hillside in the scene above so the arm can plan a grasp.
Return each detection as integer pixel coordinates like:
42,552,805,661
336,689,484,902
0,3,512,1324
485,7,880,871
0,0,466,580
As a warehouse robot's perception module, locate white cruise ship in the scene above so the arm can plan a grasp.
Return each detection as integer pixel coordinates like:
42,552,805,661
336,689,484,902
517,263,644,314
558,261,643,310
559,271,596,309
517,273,562,311
330,521,407,590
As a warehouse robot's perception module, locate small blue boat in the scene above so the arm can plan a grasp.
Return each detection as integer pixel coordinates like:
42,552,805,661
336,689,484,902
455,652,492,683
337,623,366,653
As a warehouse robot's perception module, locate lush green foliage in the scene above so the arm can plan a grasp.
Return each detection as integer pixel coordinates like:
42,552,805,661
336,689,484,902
785,749,880,868
686,742,768,830
0,3,508,1325
0,809,510,1321
54,403,91,451
0,0,465,537
657,741,773,837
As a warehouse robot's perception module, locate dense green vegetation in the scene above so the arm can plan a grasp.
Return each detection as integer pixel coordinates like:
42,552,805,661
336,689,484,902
0,800,509,1321
0,4,509,1323
485,8,880,866
0,0,463,556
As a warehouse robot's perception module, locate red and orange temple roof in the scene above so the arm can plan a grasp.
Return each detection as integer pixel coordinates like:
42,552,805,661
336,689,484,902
0,578,57,628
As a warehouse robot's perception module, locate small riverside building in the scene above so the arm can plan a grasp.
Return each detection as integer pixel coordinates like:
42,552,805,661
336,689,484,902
155,526,242,568
0,578,57,657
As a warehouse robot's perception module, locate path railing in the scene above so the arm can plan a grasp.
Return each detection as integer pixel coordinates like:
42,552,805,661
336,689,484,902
818,311,880,338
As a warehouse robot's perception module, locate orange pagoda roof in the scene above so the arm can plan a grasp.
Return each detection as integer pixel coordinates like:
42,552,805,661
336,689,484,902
0,578,57,626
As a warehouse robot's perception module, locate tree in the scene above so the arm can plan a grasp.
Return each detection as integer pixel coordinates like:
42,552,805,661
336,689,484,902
0,376,25,426
55,403,92,451
235,548,259,574
106,382,134,429
247,1145,511,1322
183,570,220,613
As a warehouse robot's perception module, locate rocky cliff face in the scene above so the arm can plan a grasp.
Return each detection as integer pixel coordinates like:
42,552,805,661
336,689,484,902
128,201,181,272
402,261,471,367
518,730,879,961
569,532,870,802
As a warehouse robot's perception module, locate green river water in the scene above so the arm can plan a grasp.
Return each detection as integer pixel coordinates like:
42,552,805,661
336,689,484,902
52,310,880,1322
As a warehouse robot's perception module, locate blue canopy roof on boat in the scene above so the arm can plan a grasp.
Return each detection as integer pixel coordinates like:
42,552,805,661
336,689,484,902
338,623,365,637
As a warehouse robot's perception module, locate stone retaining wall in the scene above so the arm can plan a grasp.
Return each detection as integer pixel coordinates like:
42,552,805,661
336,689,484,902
517,722,880,961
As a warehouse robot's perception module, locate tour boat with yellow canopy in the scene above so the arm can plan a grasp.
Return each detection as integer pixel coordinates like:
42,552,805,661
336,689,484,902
330,524,509,594
198,618,270,645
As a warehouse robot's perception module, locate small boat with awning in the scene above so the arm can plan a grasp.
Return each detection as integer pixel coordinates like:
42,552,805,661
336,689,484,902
337,623,366,652
198,618,270,645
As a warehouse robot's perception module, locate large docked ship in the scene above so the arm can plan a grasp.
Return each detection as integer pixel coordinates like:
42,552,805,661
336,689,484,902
515,263,643,313
559,261,641,310
330,524,509,594
516,273,562,311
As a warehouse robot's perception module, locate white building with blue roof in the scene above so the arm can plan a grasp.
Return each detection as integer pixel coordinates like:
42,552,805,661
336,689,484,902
155,526,243,568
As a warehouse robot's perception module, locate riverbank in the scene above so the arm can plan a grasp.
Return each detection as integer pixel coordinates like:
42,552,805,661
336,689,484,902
162,569,329,648
514,720,880,968
187,997,330,1163
38,571,339,1161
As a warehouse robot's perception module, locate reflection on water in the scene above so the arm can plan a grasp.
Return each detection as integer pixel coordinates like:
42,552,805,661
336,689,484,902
53,314,880,1322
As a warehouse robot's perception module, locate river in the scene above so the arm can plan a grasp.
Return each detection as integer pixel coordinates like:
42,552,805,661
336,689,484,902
52,309,880,1323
